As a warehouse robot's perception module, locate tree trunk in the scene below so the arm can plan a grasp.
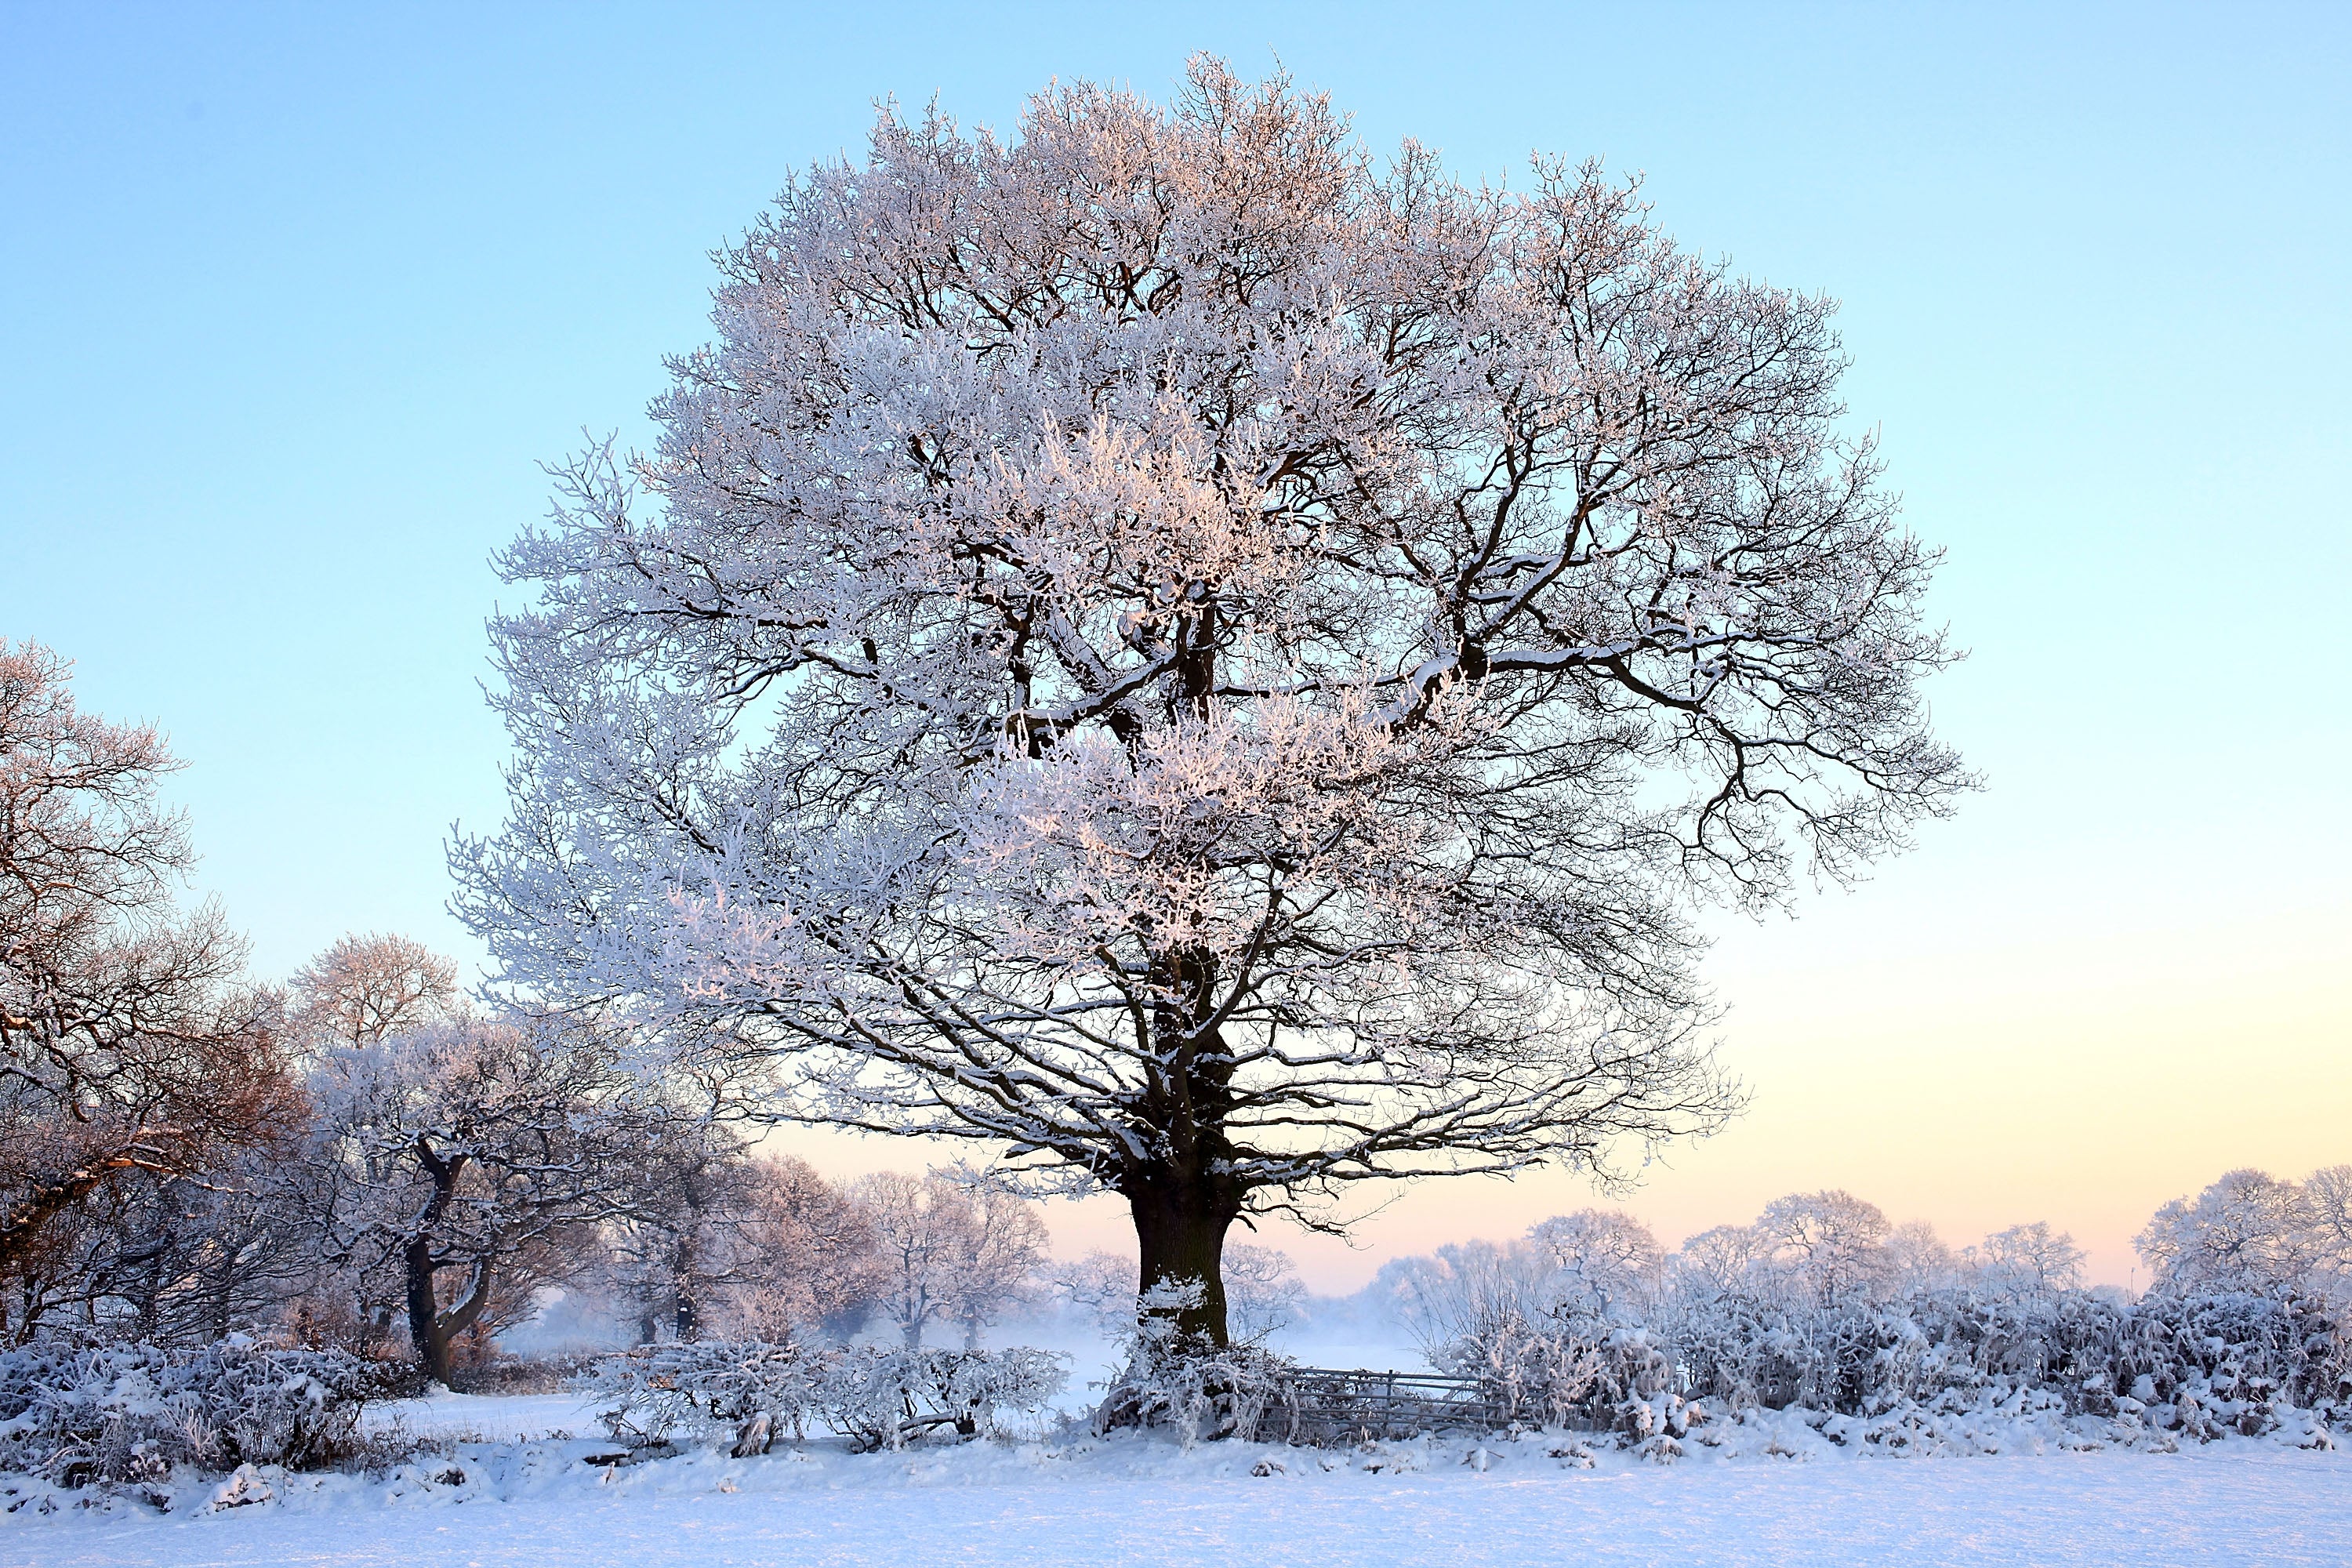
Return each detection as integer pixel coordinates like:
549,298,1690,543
404,1232,454,1381
1127,927,1245,1348
402,1137,492,1383
405,1241,494,1385
1128,1175,1241,1347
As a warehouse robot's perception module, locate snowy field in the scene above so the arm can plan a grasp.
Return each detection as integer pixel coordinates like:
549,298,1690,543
4,1392,2346,1568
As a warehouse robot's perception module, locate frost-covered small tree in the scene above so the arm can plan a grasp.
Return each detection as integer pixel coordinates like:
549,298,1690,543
720,1155,884,1339
1527,1209,1664,1319
288,933,459,1053
1220,1243,1306,1341
1756,1189,1892,1306
1669,1223,1771,1300
1882,1219,1958,1294
310,1010,655,1381
1967,1221,2086,1294
603,1117,759,1344
455,61,1968,1343
1050,1250,1146,1338
944,1182,1050,1349
851,1171,972,1348
2137,1167,2336,1296
2305,1166,2352,1290
607,1129,884,1345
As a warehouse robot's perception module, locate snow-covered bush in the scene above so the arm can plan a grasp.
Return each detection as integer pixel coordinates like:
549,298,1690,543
1417,1280,2349,1443
818,1345,1067,1450
1092,1282,1301,1446
579,1339,823,1449
0,1340,387,1485
578,1339,1065,1453
1382,1191,2351,1447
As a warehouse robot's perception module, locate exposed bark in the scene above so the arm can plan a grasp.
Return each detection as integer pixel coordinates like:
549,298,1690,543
1127,1176,1243,1347
400,1136,495,1384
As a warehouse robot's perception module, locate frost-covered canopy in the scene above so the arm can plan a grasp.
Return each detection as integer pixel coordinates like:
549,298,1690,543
456,63,1964,1261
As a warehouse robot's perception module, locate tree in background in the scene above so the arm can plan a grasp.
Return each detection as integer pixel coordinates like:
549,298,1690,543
944,1183,1050,1350
1882,1219,1960,1294
1220,1243,1307,1342
0,641,296,1332
309,1011,654,1383
1968,1221,2086,1294
855,1171,1047,1349
2136,1166,2352,1295
1755,1190,1893,1307
1526,1209,1666,1319
607,1122,886,1345
712,1154,881,1341
457,59,1967,1347
604,1116,761,1345
289,934,458,1051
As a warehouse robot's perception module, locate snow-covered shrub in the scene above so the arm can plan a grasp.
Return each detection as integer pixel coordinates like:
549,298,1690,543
1650,1280,2349,1437
818,1345,1067,1450
579,1339,1065,1452
1430,1312,1679,1432
0,1340,387,1485
1093,1281,1301,1446
579,1339,823,1448
1400,1241,2349,1448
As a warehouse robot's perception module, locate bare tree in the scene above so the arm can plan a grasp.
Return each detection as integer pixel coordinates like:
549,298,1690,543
1220,1242,1306,1342
2304,1165,2352,1289
1526,1209,1664,1319
455,62,1969,1343
2137,1167,2330,1295
1670,1224,1771,1299
1882,1219,1958,1294
850,1171,1047,1348
604,1117,756,1345
945,1183,1048,1349
721,1155,881,1340
0,641,296,1305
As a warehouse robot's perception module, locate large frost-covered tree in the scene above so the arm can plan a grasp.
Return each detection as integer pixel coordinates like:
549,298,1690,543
455,61,1968,1343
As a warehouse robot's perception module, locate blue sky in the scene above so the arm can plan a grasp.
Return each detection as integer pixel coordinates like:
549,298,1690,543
4,2,2347,1280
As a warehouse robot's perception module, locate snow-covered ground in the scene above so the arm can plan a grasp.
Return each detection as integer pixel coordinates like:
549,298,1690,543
5,1391,2347,1568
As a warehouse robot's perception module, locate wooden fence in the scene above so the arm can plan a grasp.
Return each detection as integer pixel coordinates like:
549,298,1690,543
1279,1367,1511,1442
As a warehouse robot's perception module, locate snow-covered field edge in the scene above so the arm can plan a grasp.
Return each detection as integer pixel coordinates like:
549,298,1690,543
2,1384,2339,1528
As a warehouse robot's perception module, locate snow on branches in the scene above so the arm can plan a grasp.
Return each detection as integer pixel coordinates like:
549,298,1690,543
454,60,1969,1341
579,1339,1065,1453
